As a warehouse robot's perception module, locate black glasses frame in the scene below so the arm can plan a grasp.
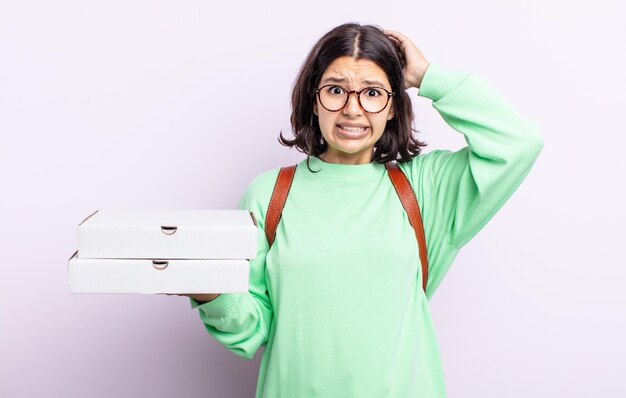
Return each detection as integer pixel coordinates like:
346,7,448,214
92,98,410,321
313,85,395,114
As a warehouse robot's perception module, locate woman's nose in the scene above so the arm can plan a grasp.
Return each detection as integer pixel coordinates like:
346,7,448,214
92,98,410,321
343,92,363,115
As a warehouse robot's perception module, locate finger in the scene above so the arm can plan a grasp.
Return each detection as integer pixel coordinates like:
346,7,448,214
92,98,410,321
384,32,405,49
384,33,402,46
391,39,402,48
386,33,400,42
383,29,405,40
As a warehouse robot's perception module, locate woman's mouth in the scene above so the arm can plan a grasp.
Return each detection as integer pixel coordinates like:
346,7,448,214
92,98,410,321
336,125,370,139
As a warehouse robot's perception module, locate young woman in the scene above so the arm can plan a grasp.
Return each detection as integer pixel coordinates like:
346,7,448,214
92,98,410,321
182,23,543,397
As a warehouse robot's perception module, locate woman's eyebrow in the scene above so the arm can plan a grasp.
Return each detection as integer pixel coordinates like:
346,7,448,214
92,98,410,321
321,76,386,87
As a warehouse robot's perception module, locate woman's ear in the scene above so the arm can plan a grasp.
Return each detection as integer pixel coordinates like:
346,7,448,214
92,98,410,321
313,102,318,116
387,104,395,120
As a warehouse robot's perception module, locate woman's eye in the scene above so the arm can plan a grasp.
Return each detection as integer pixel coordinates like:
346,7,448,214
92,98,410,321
328,86,344,95
366,88,382,97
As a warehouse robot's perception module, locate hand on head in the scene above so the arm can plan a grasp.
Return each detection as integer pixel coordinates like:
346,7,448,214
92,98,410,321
382,29,431,89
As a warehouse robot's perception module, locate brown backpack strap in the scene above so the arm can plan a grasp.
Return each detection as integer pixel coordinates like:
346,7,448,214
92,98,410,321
265,165,297,247
385,161,429,293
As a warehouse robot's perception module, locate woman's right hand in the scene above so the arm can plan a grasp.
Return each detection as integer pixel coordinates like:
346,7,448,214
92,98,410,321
162,293,221,303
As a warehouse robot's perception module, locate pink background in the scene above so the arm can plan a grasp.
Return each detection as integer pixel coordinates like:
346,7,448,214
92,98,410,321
2,1,624,397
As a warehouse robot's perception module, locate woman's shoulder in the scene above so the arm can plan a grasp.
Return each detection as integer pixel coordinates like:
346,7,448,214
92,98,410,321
246,167,281,194
237,167,281,220
396,149,452,182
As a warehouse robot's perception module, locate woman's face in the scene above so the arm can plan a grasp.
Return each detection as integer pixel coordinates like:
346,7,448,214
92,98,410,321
313,56,395,164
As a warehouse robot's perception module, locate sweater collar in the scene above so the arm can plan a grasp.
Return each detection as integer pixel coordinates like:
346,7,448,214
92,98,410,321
300,156,386,180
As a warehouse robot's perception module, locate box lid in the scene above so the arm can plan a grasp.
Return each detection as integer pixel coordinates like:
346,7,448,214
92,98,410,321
77,209,258,259
80,209,257,228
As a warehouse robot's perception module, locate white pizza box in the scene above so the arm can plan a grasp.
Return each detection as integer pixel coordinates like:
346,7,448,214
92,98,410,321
68,252,250,293
78,209,258,259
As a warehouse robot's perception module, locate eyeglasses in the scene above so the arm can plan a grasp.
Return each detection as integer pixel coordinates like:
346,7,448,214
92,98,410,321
314,85,395,114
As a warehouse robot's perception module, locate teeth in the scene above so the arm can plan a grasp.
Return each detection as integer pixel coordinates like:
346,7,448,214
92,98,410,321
339,125,367,132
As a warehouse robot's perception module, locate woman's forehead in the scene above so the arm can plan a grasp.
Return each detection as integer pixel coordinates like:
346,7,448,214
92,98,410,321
321,56,390,87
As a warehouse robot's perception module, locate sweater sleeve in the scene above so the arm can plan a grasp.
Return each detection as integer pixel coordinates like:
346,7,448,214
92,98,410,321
189,170,278,360
400,63,544,297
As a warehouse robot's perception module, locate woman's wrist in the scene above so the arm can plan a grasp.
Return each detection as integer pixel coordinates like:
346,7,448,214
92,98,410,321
413,62,430,89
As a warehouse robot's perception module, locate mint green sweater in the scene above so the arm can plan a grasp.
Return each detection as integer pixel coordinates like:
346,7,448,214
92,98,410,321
190,63,544,397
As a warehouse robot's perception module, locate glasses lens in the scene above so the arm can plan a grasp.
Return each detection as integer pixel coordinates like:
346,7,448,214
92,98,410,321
319,86,388,113
359,87,389,113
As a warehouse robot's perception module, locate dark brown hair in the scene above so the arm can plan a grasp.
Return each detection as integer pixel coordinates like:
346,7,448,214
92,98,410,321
278,22,427,169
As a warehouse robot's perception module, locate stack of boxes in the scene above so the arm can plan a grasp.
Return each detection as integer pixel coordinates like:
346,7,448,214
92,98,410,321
68,209,257,294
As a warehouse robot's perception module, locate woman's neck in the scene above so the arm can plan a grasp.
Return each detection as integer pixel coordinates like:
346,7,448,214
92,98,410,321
319,148,374,165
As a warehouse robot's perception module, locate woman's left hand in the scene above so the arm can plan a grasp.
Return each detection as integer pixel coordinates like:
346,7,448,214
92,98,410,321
383,29,430,89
